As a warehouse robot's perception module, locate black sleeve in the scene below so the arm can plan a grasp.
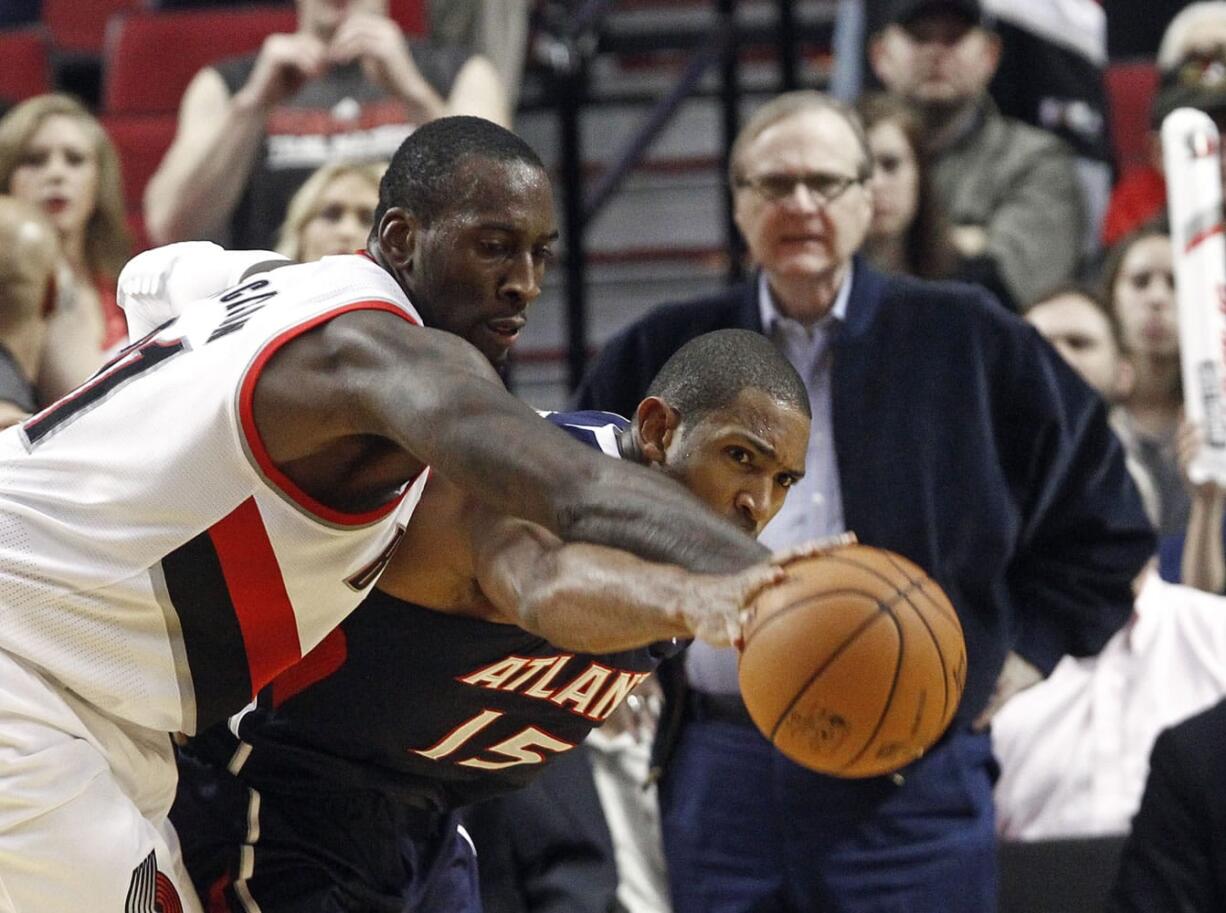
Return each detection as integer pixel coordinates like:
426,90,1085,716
1107,727,1219,913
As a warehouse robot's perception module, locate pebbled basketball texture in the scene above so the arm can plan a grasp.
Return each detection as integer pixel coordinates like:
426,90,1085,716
738,544,966,778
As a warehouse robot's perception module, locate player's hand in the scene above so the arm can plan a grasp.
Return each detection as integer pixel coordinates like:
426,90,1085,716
972,651,1042,731
681,563,786,649
328,12,445,117
236,32,328,111
771,532,857,569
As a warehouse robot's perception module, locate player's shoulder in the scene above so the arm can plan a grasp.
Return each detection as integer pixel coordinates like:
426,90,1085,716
537,409,629,458
274,254,414,314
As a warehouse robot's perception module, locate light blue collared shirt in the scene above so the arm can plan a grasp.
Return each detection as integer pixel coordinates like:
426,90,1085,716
685,270,850,694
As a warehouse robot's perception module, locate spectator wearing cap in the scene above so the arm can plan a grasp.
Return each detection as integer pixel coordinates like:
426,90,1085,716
870,0,1085,310
1102,3,1226,248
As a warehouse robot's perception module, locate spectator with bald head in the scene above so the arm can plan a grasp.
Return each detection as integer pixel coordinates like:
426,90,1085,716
0,196,57,428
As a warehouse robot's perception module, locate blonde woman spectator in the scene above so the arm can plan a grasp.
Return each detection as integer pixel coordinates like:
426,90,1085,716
276,161,384,262
0,94,132,400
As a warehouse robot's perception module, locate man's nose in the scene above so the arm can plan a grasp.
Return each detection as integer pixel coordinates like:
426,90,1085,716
501,251,542,304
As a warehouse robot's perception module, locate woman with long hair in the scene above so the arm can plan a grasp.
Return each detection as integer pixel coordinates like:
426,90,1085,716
856,92,957,281
0,94,132,399
276,161,385,263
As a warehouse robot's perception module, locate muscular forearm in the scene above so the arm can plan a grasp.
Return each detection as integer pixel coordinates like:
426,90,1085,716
511,543,696,652
145,93,267,243
476,518,769,651
556,471,767,572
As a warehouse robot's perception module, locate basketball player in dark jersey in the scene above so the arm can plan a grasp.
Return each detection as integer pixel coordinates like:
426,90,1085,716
171,329,814,913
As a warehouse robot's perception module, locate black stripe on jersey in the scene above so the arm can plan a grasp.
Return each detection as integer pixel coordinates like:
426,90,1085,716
162,530,252,731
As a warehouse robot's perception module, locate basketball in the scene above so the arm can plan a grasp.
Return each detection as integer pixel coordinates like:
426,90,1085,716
738,544,966,778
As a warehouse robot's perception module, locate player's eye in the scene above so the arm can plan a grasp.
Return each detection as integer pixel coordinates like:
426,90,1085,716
726,446,752,466
776,473,798,489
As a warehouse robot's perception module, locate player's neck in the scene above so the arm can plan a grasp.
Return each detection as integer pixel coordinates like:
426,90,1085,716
615,427,644,464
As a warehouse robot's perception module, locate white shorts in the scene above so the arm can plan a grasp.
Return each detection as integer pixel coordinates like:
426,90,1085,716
0,649,202,913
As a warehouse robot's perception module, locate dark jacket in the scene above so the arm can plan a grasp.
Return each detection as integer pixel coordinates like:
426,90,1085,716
1107,698,1226,913
574,258,1155,728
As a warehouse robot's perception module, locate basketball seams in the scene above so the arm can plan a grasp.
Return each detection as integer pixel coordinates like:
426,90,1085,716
743,587,899,648
895,588,956,733
835,606,906,774
766,607,895,744
880,550,961,629
740,545,966,778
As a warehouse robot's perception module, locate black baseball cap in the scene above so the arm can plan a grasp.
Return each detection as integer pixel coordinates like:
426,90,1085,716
880,0,983,28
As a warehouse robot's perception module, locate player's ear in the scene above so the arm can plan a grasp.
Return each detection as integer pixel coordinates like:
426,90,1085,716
634,396,680,465
377,208,418,272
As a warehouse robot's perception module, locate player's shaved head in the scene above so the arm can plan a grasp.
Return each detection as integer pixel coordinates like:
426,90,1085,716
647,329,811,423
373,116,546,228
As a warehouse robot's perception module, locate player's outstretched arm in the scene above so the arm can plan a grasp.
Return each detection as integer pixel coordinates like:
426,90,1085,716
471,514,783,651
259,309,767,573
376,478,781,650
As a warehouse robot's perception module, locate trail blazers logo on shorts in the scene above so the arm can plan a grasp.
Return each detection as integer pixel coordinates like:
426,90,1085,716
126,851,184,913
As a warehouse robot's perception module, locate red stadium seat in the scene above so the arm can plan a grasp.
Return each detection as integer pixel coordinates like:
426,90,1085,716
1105,60,1160,173
103,6,297,115
0,27,51,102
388,0,428,37
43,0,140,54
100,113,178,211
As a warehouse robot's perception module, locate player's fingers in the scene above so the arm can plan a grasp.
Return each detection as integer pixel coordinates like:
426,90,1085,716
771,532,857,567
735,563,787,605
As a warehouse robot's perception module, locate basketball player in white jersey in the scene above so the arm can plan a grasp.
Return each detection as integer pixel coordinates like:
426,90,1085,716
0,117,776,913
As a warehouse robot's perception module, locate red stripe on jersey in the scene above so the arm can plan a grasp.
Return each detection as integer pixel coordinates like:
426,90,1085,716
238,300,420,527
210,497,301,694
270,626,348,709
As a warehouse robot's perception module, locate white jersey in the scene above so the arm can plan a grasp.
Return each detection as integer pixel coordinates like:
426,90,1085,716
0,254,428,735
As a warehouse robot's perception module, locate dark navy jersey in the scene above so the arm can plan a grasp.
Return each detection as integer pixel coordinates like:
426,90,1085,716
183,410,674,810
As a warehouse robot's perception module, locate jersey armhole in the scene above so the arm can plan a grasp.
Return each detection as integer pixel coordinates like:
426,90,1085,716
237,300,420,527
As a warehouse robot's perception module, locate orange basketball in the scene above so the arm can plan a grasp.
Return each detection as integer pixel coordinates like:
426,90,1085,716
738,544,966,778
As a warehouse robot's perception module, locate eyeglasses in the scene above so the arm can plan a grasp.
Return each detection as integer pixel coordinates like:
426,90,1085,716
735,171,865,204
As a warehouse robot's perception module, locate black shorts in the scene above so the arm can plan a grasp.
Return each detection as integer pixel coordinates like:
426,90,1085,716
172,748,481,913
